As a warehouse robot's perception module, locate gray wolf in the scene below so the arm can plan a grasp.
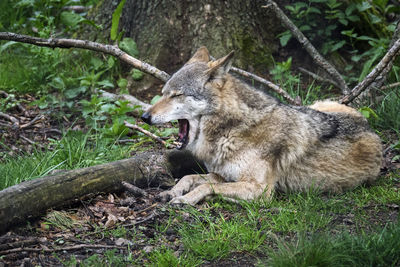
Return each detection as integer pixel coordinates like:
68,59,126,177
141,47,382,205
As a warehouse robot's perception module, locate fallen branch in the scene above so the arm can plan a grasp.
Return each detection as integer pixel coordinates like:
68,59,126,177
20,114,45,129
230,66,299,105
0,32,171,82
340,38,400,104
124,121,178,148
0,150,205,234
263,0,349,95
122,212,156,228
0,244,125,255
122,181,148,197
0,111,19,128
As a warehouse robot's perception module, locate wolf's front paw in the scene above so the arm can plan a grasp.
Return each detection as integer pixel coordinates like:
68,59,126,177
157,190,176,202
170,196,196,206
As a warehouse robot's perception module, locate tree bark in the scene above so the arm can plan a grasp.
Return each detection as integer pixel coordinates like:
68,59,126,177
90,0,283,93
0,150,205,234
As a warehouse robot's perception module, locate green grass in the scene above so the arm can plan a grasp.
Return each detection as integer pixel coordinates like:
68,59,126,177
0,130,131,190
266,221,400,267
147,172,399,266
147,247,203,267
64,249,136,267
178,206,266,260
370,89,400,133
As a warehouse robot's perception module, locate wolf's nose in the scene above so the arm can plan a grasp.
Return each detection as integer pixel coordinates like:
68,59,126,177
141,112,152,125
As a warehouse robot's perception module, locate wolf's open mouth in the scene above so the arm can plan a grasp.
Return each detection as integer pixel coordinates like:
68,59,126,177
176,119,189,150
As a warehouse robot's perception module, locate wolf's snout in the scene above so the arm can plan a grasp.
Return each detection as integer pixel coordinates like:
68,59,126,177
141,112,152,125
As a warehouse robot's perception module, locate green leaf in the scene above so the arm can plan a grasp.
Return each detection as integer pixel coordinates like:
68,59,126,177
49,77,65,90
159,128,178,137
347,15,360,22
131,69,143,81
279,32,292,47
357,1,372,12
100,103,117,113
110,0,127,40
60,11,84,27
299,25,312,32
90,57,104,70
64,86,87,99
0,41,20,53
117,78,128,89
97,80,114,88
369,14,382,24
151,95,162,105
119,38,139,57
339,19,348,26
330,40,346,52
107,57,115,68
359,107,378,119
308,7,321,14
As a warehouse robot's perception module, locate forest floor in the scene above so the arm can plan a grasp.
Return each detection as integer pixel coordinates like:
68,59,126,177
1,95,400,266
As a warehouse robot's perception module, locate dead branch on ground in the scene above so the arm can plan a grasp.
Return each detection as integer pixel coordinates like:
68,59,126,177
0,244,125,255
0,111,19,128
20,114,45,129
122,181,148,197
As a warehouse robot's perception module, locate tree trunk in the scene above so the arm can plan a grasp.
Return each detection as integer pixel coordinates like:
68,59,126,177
91,0,284,94
0,150,204,234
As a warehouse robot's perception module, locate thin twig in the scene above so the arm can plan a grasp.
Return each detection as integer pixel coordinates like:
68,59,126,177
19,135,35,145
20,114,45,129
263,0,349,95
230,67,299,105
122,181,148,197
340,38,400,104
124,121,178,148
0,111,19,128
298,67,341,89
0,244,125,255
381,82,400,90
121,212,156,228
99,90,150,111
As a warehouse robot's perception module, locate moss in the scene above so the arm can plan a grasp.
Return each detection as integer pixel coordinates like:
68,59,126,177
234,32,274,72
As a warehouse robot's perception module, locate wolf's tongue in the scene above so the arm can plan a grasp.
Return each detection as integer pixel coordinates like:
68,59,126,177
177,119,189,149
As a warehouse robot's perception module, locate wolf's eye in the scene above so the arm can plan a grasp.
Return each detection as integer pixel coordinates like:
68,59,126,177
171,93,184,98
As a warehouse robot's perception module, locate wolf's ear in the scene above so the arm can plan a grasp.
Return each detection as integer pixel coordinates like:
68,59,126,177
205,50,234,78
186,46,210,64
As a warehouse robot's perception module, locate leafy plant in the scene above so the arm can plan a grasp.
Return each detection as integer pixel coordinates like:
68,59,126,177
279,0,396,84
110,0,127,41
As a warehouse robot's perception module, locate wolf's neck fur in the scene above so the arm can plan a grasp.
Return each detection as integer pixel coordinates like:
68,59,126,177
189,75,279,163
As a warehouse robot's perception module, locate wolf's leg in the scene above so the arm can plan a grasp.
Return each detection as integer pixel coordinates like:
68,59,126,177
170,181,273,205
158,173,224,202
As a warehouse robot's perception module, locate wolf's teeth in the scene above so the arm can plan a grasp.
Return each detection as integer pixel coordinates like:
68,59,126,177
176,142,183,149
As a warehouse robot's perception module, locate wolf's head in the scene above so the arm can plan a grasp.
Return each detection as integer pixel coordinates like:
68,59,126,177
141,47,234,149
